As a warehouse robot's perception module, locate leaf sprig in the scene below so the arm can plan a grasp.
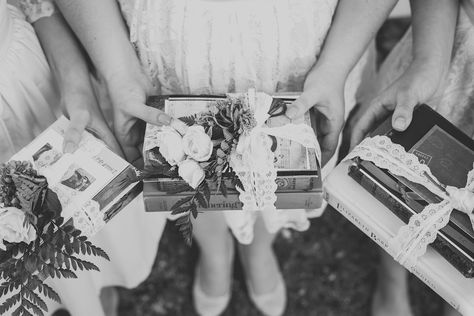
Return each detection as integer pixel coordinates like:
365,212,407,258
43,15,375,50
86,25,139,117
0,161,109,316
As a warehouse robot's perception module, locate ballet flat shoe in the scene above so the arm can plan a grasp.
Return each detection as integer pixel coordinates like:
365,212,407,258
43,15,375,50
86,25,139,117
246,273,287,316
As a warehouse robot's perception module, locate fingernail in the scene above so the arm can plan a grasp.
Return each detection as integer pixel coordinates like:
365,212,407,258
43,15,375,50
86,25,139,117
393,117,406,131
286,107,298,119
157,113,172,125
64,142,76,153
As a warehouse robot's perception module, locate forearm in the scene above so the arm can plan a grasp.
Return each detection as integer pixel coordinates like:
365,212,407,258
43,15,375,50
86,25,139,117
316,0,398,78
33,13,92,96
410,0,458,76
55,0,140,82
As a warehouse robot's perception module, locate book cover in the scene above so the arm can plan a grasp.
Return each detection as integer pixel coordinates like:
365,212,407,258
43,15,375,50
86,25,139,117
324,161,474,315
11,116,141,236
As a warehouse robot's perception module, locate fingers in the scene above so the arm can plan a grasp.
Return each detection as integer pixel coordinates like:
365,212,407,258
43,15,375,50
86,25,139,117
317,113,344,167
63,110,90,153
350,96,393,149
124,102,173,127
285,92,315,120
391,94,418,131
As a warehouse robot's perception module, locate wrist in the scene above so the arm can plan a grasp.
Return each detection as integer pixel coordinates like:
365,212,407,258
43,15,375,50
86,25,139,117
304,61,347,91
409,58,447,83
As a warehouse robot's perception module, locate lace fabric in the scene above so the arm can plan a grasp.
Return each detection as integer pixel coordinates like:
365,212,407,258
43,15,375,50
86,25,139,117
347,135,474,271
18,0,56,23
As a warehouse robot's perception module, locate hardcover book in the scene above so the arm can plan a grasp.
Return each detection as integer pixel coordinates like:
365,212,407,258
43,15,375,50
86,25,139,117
10,116,142,236
142,93,322,212
348,105,474,277
324,161,474,315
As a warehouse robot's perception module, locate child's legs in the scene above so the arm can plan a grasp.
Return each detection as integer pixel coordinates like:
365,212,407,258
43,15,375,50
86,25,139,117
193,212,234,296
372,250,413,316
238,215,280,295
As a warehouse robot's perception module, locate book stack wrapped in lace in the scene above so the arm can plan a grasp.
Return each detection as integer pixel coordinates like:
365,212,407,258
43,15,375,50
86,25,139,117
0,117,142,316
325,105,474,314
142,89,322,244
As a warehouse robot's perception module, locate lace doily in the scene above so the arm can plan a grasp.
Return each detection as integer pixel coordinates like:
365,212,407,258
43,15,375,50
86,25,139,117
346,135,474,271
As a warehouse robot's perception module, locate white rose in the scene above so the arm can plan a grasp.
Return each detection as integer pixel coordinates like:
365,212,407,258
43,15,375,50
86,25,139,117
159,127,186,166
0,207,36,250
178,159,206,189
183,125,213,162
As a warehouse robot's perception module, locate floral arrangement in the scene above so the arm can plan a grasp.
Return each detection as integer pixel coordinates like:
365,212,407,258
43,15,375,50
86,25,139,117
0,161,109,316
143,97,256,245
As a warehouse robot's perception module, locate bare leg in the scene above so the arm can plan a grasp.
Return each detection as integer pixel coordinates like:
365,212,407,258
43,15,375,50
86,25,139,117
237,215,279,295
193,212,234,296
100,287,119,316
372,250,414,316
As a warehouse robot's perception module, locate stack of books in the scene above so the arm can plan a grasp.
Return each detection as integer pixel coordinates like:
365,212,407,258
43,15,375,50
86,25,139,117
142,94,323,212
325,105,474,313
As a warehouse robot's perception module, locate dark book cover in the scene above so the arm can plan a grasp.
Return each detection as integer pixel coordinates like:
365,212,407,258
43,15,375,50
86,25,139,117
350,104,474,277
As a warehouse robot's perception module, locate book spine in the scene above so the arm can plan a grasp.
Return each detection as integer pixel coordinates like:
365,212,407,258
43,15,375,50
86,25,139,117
323,186,467,314
349,165,474,278
144,190,322,212
146,176,315,193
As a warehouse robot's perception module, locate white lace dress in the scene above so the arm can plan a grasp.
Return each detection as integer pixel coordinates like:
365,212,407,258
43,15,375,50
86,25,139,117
118,0,373,243
371,2,474,138
0,2,166,315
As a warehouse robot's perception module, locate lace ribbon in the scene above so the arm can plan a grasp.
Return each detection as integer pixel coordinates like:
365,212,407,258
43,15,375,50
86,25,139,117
71,200,106,238
229,89,321,212
346,135,474,271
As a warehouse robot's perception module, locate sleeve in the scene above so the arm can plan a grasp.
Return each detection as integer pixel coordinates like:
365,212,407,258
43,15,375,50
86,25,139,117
19,0,56,24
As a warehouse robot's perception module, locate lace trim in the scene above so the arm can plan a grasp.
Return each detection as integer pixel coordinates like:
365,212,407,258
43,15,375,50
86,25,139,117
72,200,106,237
347,135,474,271
19,0,56,24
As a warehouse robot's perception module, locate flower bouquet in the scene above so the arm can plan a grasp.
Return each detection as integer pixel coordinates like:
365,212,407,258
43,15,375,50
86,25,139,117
142,90,322,244
0,117,142,316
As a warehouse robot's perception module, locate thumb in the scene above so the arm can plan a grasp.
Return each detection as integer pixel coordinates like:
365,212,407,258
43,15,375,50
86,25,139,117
285,92,316,120
392,96,418,131
63,111,89,153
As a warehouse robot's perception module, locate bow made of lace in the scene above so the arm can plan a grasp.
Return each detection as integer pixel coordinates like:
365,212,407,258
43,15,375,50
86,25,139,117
229,89,320,212
346,135,474,271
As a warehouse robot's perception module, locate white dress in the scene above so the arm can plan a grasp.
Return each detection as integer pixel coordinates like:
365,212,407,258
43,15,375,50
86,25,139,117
118,0,374,243
0,1,167,315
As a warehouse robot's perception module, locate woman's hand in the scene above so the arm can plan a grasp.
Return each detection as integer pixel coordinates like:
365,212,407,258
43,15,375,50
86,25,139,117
350,60,443,148
285,65,345,166
105,66,172,166
61,78,122,155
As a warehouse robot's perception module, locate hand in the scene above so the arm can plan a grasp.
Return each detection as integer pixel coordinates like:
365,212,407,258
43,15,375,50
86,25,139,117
285,65,346,166
350,61,442,148
106,65,172,165
62,78,122,155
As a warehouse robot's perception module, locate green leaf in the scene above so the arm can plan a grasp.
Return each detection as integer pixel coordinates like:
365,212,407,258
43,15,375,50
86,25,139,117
202,181,211,202
171,206,189,216
195,192,207,208
23,297,44,316
23,287,47,312
170,196,193,211
0,292,21,314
